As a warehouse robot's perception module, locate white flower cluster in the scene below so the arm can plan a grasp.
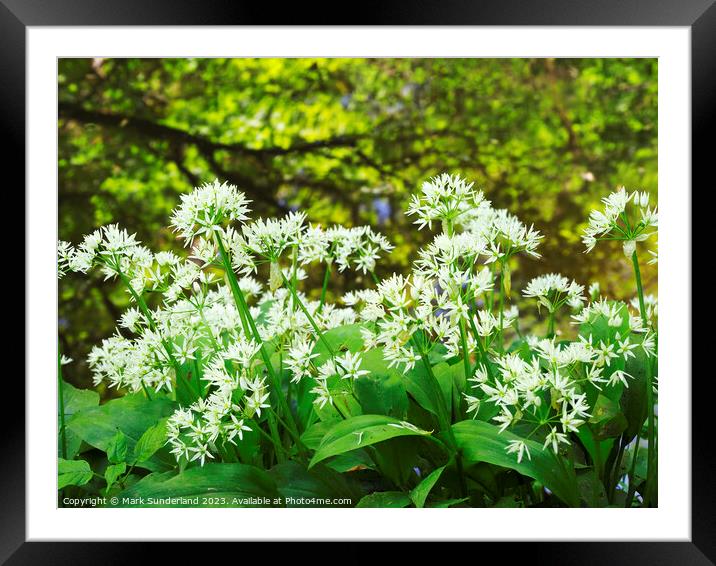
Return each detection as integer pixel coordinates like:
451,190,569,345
460,207,543,262
297,224,394,274
523,273,585,313
170,179,251,242
582,186,658,256
406,173,487,231
60,174,657,468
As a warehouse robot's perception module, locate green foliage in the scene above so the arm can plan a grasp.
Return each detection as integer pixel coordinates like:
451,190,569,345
66,394,176,471
309,415,431,468
453,420,579,507
58,57,657,391
57,58,658,509
58,458,93,489
110,463,280,507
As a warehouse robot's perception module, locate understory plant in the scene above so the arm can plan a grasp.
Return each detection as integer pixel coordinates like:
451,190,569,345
57,175,658,508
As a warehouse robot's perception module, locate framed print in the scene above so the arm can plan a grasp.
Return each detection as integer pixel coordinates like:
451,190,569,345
5,0,709,562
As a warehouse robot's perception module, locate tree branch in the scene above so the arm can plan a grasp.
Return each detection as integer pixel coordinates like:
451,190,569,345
58,102,361,156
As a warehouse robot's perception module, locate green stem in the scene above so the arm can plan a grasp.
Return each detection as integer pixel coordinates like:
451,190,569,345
280,272,335,357
547,310,556,338
58,349,67,460
458,318,471,380
318,262,332,312
624,440,641,507
410,336,456,449
215,233,303,446
631,249,656,506
497,262,506,353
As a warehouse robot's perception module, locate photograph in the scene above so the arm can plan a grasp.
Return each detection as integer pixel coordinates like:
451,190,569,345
56,57,659,509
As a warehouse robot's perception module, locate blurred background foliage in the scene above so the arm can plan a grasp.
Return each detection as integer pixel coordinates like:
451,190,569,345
59,57,657,394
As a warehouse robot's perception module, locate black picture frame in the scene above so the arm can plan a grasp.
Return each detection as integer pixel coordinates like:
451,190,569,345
5,1,707,562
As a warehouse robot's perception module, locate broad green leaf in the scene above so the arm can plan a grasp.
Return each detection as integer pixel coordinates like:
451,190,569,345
589,395,628,440
104,462,127,490
410,465,445,508
309,415,432,468
576,469,608,507
354,370,409,419
576,428,614,479
59,381,99,459
453,420,579,507
356,491,411,508
301,419,341,450
67,394,176,471
324,450,375,473
312,324,364,364
620,344,650,442
111,463,280,507
106,430,128,464
133,419,168,464
61,381,100,416
269,462,361,507
58,458,93,489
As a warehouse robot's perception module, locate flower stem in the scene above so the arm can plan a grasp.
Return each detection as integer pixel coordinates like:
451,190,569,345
547,310,556,338
215,233,303,448
318,262,332,312
57,348,67,460
280,272,335,357
458,318,472,380
631,248,656,506
497,261,506,352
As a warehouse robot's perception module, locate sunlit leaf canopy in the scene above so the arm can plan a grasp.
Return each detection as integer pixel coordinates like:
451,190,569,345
58,57,657,391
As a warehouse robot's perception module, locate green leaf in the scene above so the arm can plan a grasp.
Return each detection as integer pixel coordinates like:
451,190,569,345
67,394,176,471
106,430,128,464
403,368,437,415
576,469,608,507
301,419,341,450
354,370,408,419
62,381,100,416
309,415,432,469
60,381,100,459
589,395,628,440
356,491,411,508
111,463,280,507
410,465,445,508
269,462,361,507
58,458,93,489
133,419,168,464
104,462,127,490
432,362,462,415
452,420,579,507
620,344,650,442
312,324,364,363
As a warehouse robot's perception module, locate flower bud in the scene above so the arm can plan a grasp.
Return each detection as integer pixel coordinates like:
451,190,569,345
622,239,636,259
269,261,283,292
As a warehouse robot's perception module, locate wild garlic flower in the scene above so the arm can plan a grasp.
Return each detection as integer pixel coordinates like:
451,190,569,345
67,224,151,286
170,179,251,242
285,338,319,383
406,173,487,231
582,186,657,256
326,226,394,274
242,211,306,262
506,439,531,463
523,273,585,313
630,293,658,323
461,207,543,261
57,240,75,278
